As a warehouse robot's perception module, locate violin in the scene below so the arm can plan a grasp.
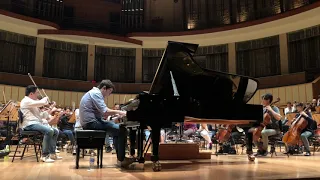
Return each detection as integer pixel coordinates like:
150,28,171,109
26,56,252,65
253,97,280,142
282,105,311,145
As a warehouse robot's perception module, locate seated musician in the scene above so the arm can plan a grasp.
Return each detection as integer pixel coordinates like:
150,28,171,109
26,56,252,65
310,99,317,112
282,102,295,132
183,122,197,137
59,107,75,150
79,80,130,166
20,85,61,163
198,124,212,150
39,103,63,156
285,103,317,156
255,93,282,156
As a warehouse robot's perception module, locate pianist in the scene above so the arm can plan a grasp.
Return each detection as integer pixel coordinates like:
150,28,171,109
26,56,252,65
79,80,132,166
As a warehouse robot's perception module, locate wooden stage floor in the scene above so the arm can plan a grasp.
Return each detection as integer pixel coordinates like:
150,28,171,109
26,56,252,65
1,150,320,180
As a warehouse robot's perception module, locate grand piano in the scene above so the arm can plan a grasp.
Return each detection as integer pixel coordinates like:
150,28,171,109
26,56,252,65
120,41,263,171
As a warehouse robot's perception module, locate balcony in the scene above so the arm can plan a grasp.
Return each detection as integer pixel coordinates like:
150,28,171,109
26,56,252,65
0,0,319,36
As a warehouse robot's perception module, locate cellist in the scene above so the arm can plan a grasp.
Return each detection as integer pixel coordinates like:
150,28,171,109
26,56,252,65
284,103,316,156
255,93,282,156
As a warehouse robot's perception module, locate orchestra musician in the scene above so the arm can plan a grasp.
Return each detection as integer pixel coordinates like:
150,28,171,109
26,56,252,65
20,85,62,163
59,107,76,152
255,93,282,156
285,103,317,156
79,80,131,167
282,102,295,132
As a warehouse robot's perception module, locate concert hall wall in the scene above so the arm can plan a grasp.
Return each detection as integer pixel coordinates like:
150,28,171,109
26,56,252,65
236,36,281,78
288,24,320,73
95,46,135,83
43,39,88,81
0,30,36,76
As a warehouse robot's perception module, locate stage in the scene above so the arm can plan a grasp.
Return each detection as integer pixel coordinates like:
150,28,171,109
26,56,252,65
1,150,320,180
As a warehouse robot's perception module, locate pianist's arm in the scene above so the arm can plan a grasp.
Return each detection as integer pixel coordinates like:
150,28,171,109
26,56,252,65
89,92,126,118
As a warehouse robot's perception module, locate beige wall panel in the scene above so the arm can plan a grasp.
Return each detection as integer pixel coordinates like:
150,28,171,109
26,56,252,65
11,86,19,102
45,90,53,102
77,93,84,107
278,87,286,104
248,98,253,104
18,87,25,101
0,85,4,103
4,85,12,101
306,83,313,103
113,94,120,105
253,91,260,104
107,94,114,108
58,91,65,107
71,92,78,107
264,88,272,94
259,89,266,97
271,88,279,100
285,86,293,103
51,90,59,105
298,84,307,103
64,91,71,107
292,86,299,103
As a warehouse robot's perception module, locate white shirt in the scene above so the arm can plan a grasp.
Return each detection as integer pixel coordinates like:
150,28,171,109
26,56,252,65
284,107,294,115
20,96,48,129
74,109,81,128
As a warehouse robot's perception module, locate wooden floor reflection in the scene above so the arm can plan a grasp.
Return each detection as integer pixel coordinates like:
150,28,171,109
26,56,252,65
1,150,320,180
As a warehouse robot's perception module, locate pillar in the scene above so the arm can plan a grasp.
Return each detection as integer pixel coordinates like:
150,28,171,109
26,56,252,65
228,42,236,74
135,48,143,83
87,44,95,81
34,37,44,76
279,34,289,74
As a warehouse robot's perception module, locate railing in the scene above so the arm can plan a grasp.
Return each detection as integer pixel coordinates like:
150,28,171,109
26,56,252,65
0,0,319,35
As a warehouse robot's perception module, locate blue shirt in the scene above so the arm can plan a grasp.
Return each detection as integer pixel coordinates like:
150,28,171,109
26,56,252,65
79,87,107,127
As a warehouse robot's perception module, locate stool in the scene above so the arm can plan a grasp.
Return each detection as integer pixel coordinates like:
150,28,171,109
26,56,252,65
75,130,106,169
268,134,283,157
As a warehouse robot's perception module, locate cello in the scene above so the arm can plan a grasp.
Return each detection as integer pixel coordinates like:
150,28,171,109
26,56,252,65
253,97,280,142
282,104,311,145
215,125,235,143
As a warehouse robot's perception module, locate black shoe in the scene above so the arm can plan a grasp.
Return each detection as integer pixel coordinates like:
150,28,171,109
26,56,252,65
304,152,311,156
105,146,113,153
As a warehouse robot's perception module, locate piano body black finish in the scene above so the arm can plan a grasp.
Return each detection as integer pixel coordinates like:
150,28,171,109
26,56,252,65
120,41,263,171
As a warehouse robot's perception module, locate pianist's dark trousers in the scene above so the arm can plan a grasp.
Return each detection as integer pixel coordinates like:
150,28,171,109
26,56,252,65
83,119,126,160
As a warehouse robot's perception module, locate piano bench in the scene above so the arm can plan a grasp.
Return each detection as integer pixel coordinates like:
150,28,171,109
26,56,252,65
75,130,107,169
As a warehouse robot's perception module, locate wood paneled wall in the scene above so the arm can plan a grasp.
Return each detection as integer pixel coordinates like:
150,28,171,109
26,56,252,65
0,84,136,108
248,83,313,105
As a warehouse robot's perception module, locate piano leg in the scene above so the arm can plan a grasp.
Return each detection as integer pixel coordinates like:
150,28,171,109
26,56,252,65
129,128,136,156
245,128,255,161
150,126,161,172
136,126,145,163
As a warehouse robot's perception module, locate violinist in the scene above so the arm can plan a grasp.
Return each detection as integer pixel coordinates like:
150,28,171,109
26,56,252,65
285,103,316,156
255,93,282,156
20,85,61,163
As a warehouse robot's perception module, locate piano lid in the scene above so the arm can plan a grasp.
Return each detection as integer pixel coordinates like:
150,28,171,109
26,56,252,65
149,41,259,105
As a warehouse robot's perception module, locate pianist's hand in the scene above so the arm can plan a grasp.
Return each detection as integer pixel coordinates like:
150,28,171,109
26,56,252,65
118,110,127,117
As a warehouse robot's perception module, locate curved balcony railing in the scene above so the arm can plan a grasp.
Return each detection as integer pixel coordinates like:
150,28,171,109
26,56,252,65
0,0,319,35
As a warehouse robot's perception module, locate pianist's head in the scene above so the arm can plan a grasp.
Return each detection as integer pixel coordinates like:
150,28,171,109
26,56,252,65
97,79,115,97
25,85,40,100
261,93,273,106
